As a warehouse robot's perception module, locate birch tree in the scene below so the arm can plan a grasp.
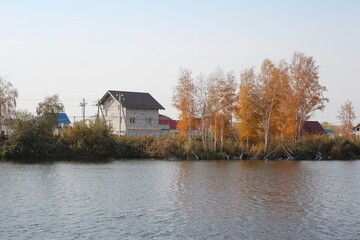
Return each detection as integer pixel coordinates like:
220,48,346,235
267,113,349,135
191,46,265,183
338,100,357,140
36,94,65,135
207,68,237,151
235,67,261,150
172,68,197,140
195,74,210,150
0,77,18,130
36,94,64,115
218,71,237,151
207,70,222,151
272,60,296,145
257,59,284,153
290,52,328,144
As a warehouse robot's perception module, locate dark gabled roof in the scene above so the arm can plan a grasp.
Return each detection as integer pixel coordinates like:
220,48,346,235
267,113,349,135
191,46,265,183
101,90,165,110
301,121,326,134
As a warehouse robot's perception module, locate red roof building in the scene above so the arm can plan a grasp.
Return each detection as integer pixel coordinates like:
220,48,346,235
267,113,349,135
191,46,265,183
301,121,326,134
159,114,178,130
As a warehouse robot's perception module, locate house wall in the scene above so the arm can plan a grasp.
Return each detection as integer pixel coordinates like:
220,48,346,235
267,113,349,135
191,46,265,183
126,108,161,136
355,127,360,138
102,95,127,135
2,125,13,137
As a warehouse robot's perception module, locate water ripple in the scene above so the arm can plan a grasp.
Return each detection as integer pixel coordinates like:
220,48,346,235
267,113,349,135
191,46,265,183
1,160,360,239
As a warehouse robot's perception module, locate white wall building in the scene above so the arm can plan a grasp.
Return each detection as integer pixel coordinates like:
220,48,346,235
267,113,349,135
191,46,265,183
100,90,165,136
353,123,360,138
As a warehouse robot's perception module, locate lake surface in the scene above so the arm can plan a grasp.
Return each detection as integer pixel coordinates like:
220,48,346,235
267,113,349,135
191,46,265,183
1,160,360,239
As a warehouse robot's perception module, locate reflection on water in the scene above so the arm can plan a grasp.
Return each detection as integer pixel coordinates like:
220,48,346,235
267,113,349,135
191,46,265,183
1,160,360,239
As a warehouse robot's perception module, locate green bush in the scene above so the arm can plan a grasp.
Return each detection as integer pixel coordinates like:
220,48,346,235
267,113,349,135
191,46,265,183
59,118,116,158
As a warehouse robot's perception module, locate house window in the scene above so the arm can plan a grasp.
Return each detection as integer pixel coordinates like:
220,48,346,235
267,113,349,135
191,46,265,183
146,117,152,124
357,128,360,132
130,117,136,124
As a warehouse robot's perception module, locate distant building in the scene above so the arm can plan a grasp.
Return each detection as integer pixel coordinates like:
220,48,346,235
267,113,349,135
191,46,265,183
2,113,71,138
54,113,71,134
301,121,326,135
100,90,165,136
2,118,14,138
353,123,360,138
37,113,71,135
324,129,335,138
159,114,178,134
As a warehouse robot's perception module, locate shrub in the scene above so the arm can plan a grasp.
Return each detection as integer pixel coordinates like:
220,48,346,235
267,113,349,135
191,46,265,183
59,118,116,158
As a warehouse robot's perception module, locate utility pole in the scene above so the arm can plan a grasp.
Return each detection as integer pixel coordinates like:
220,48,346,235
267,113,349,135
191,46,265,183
94,99,105,119
80,98,87,122
118,94,122,136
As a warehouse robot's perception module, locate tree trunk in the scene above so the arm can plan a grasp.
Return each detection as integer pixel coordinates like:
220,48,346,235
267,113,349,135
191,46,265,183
201,117,206,151
246,136,249,151
213,117,217,151
220,119,224,152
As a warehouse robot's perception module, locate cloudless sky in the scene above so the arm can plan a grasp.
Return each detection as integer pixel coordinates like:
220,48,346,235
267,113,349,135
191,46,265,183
1,0,359,124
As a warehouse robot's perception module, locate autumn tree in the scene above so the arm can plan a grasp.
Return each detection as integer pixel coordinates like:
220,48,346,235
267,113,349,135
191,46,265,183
289,52,328,144
217,71,237,151
235,67,261,150
206,71,221,151
206,68,237,151
235,52,326,152
257,59,285,152
0,77,18,130
172,68,197,140
338,100,357,140
272,60,296,145
194,73,210,150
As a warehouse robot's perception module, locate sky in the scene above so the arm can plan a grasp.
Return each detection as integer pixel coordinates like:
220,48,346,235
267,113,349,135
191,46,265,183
0,0,359,125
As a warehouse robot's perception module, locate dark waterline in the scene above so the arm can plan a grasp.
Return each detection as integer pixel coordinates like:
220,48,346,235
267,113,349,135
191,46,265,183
1,160,360,239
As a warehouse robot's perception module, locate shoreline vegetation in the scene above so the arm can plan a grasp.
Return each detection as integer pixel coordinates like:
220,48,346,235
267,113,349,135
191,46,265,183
1,118,359,161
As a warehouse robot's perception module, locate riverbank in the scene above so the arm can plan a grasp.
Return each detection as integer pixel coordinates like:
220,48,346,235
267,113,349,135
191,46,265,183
2,117,359,161
1,130,360,161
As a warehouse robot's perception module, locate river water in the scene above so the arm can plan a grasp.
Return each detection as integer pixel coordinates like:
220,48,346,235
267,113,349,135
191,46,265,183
0,160,359,239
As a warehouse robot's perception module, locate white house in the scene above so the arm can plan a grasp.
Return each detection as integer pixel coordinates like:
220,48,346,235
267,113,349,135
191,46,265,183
353,123,360,138
100,90,165,136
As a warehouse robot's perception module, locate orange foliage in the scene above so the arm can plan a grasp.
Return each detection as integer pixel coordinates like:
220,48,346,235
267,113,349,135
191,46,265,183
172,69,197,140
235,52,328,152
338,100,357,140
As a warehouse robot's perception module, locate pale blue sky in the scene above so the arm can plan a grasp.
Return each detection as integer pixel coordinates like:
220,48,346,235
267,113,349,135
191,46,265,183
1,0,359,124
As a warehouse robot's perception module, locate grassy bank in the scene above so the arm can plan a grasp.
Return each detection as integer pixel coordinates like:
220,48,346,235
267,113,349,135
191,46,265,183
1,119,359,161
